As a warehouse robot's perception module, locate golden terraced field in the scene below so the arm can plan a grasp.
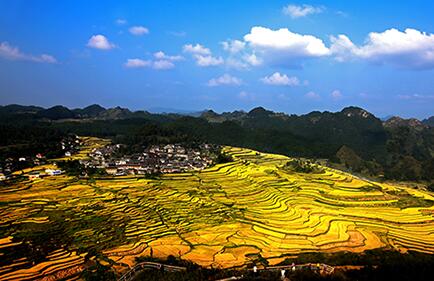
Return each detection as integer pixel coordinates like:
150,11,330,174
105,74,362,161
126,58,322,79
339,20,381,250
1,137,434,280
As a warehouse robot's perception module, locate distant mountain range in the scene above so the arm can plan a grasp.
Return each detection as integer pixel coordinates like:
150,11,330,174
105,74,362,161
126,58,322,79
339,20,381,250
0,104,140,120
0,103,433,126
1,104,433,182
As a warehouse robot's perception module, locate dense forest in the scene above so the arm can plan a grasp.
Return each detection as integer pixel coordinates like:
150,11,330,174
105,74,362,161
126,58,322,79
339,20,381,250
0,104,433,184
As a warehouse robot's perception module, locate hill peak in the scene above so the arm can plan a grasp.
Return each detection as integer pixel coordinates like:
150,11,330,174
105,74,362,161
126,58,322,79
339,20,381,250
248,107,273,117
341,106,374,119
384,116,428,130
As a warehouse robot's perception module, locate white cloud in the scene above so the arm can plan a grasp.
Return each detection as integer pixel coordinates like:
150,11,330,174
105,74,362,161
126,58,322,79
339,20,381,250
0,42,57,63
282,4,324,18
207,74,242,87
221,39,246,54
125,51,183,70
243,53,262,66
225,53,262,70
124,58,176,70
87,35,115,50
116,19,127,25
260,72,300,86
153,60,175,70
245,26,329,56
331,90,343,100
330,34,357,62
183,43,224,67
129,26,149,36
183,43,211,55
38,54,57,63
195,55,224,66
124,58,151,68
331,28,434,69
153,51,184,61
226,58,249,69
244,26,330,67
305,91,320,99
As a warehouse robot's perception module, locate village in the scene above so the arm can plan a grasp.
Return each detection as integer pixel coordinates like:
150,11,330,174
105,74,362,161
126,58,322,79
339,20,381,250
0,136,219,181
81,143,215,176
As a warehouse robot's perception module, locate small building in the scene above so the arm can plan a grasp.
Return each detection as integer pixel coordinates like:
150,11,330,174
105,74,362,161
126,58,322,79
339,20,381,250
65,151,72,157
106,167,118,175
45,169,63,176
28,172,40,180
19,157,26,162
0,173,6,181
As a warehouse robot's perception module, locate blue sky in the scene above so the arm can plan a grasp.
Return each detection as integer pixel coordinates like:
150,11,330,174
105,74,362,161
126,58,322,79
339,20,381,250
1,0,434,118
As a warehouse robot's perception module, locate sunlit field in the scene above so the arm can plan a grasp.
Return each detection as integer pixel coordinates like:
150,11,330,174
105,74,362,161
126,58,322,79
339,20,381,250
1,137,434,280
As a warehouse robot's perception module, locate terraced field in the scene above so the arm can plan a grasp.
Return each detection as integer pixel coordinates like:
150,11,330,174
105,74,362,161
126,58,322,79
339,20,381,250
1,137,434,280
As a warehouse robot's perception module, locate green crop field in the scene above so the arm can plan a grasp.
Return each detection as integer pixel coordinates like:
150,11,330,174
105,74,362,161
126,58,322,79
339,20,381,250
1,137,434,280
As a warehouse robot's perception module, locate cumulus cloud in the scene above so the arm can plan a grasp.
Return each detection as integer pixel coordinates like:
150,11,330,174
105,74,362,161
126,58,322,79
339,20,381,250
225,52,263,70
221,39,246,54
0,42,57,63
225,58,248,69
129,26,149,36
207,74,242,87
183,43,223,66
243,53,262,66
260,72,300,86
183,44,211,55
331,28,434,69
331,90,343,100
124,58,151,68
244,26,330,67
87,35,115,50
153,51,184,61
124,55,177,70
153,60,175,70
282,4,324,18
245,26,329,56
305,91,320,99
195,55,224,66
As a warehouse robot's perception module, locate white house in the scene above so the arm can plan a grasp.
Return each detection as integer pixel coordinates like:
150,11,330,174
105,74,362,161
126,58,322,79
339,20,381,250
45,169,63,176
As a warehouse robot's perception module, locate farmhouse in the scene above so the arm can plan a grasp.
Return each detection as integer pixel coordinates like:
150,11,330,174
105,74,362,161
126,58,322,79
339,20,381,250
45,169,63,176
28,171,41,180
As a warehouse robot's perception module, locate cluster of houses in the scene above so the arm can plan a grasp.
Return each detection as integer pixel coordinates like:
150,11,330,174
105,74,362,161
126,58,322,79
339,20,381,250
26,168,64,180
81,143,215,176
0,138,219,181
0,135,80,181
61,136,81,157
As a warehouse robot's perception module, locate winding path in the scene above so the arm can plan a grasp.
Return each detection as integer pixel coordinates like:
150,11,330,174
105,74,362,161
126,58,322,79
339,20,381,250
117,262,186,281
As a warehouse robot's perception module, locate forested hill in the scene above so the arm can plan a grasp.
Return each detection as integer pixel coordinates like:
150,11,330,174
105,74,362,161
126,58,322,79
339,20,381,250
0,104,433,183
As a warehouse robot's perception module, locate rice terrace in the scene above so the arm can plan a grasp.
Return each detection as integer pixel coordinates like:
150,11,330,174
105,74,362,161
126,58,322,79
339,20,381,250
1,137,434,280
